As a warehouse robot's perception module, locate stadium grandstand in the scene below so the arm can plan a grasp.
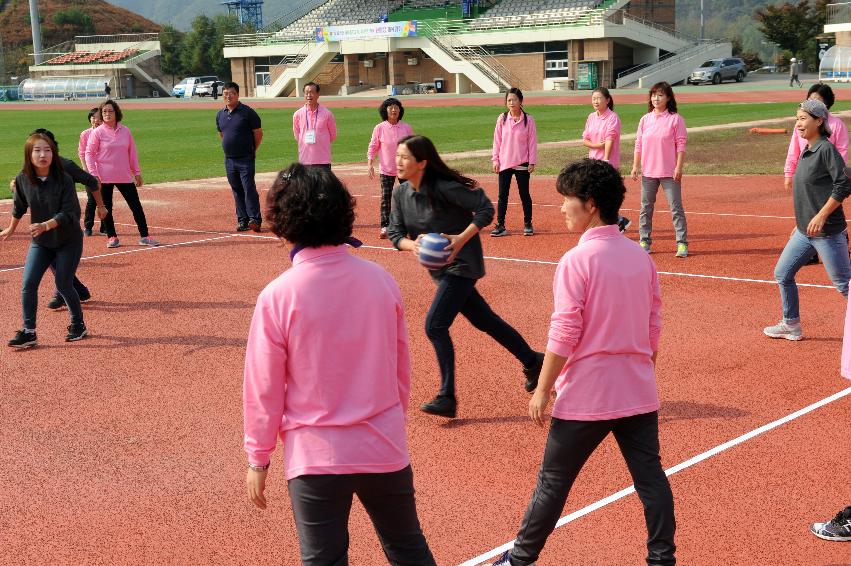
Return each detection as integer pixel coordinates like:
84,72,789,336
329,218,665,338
22,33,168,101
223,0,731,97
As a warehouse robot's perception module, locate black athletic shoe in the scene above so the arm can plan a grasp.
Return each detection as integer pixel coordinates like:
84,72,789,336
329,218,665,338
490,225,508,237
248,218,261,233
65,323,88,342
420,395,457,418
84,228,93,236
79,289,92,302
523,352,545,392
236,220,249,232
618,215,632,233
47,295,65,310
811,506,851,541
8,329,37,349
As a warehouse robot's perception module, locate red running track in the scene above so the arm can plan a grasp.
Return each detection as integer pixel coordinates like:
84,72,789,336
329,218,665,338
1,172,850,565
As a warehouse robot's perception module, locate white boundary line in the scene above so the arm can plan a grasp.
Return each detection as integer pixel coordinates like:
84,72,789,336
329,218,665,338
0,223,835,290
0,234,236,273
459,385,851,566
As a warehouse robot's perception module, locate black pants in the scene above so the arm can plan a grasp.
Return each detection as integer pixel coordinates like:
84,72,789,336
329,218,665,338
509,412,676,566
22,238,84,329
379,174,395,228
497,168,532,226
82,192,101,232
426,273,536,397
101,183,149,238
288,465,435,566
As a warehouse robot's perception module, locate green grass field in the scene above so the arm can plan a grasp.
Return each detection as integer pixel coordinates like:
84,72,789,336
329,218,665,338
1,100,847,200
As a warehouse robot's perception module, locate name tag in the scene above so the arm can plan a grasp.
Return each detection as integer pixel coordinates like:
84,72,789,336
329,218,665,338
305,130,316,145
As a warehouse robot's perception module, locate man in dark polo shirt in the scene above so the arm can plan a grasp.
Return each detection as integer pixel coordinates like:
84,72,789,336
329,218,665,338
216,82,263,232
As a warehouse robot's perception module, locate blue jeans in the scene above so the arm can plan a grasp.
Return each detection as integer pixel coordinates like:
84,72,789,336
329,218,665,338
22,238,84,329
224,156,260,222
426,273,536,397
774,228,851,322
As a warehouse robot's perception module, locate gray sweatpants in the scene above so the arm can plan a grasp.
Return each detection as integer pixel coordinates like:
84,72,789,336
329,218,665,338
639,176,688,246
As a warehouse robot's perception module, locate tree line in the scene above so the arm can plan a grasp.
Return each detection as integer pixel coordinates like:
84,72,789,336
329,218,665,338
159,13,253,86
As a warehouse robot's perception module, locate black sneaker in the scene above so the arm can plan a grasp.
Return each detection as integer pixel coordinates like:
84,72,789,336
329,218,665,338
84,228,93,236
79,289,92,302
523,352,545,392
618,216,632,233
236,220,249,232
248,218,261,233
8,329,37,349
490,225,508,237
47,295,66,310
420,395,457,418
811,506,851,541
523,223,534,236
65,323,88,342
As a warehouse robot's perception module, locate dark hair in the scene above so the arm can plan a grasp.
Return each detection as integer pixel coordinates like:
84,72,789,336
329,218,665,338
379,97,405,121
304,82,320,93
99,99,123,122
647,82,677,114
266,163,355,247
223,81,239,93
501,87,528,127
87,106,100,121
807,83,835,109
592,87,614,110
30,128,58,152
556,159,625,225
23,132,64,184
397,135,477,211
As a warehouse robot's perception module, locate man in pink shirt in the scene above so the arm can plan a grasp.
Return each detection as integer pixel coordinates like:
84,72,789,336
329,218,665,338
243,164,435,565
492,160,675,566
292,82,337,169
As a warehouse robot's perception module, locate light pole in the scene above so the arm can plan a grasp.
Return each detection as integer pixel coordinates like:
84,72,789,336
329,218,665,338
700,0,704,41
29,0,43,65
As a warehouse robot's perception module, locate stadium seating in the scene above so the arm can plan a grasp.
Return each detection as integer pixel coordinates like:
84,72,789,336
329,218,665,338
276,0,389,39
43,49,141,66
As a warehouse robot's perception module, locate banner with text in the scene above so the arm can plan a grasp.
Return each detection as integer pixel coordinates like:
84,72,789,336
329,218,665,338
315,20,417,43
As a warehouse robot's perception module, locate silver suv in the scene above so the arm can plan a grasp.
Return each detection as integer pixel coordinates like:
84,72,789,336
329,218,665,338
687,58,747,85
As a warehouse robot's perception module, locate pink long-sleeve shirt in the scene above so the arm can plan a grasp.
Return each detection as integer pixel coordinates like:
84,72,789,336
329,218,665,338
78,128,94,166
85,123,141,183
243,245,411,480
634,110,687,179
583,108,622,169
548,224,662,421
292,104,337,165
492,112,537,172
784,111,849,178
367,120,413,176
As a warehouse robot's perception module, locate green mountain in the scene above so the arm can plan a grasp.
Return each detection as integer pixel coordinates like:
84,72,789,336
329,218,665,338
104,0,301,30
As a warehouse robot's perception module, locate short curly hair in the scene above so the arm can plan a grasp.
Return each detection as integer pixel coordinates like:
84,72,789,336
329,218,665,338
379,97,404,121
266,163,356,247
556,159,625,225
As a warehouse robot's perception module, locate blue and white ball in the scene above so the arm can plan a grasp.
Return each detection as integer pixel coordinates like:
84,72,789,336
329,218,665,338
418,233,452,269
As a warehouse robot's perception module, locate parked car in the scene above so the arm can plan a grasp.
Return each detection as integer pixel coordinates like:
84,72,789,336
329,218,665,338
171,76,219,97
195,79,223,97
687,58,747,85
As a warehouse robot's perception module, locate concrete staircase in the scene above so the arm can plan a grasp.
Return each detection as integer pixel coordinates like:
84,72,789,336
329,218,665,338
616,41,732,88
256,42,339,97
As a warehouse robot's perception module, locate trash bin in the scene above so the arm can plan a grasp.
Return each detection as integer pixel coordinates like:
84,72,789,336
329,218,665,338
434,78,445,93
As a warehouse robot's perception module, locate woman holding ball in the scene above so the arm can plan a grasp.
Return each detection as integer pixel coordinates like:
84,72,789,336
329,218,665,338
388,135,543,418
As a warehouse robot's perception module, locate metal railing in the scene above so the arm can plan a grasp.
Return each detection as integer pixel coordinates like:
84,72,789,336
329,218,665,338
263,0,331,32
612,10,699,45
616,40,723,85
828,2,851,25
75,33,159,45
224,32,313,47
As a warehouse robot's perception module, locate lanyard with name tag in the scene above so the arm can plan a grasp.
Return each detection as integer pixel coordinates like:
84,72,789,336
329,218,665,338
305,108,318,144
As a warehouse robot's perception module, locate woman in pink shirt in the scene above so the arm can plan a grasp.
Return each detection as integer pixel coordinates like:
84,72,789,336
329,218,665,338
79,107,102,236
582,87,631,233
491,88,537,237
85,99,158,249
631,82,688,257
243,164,435,565
491,159,675,566
367,97,413,240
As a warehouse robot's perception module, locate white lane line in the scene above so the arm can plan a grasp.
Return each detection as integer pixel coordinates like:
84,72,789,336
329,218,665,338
459,386,851,566
0,235,236,273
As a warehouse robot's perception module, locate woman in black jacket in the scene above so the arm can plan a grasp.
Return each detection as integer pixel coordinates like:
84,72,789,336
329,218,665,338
388,135,543,418
1,132,88,348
